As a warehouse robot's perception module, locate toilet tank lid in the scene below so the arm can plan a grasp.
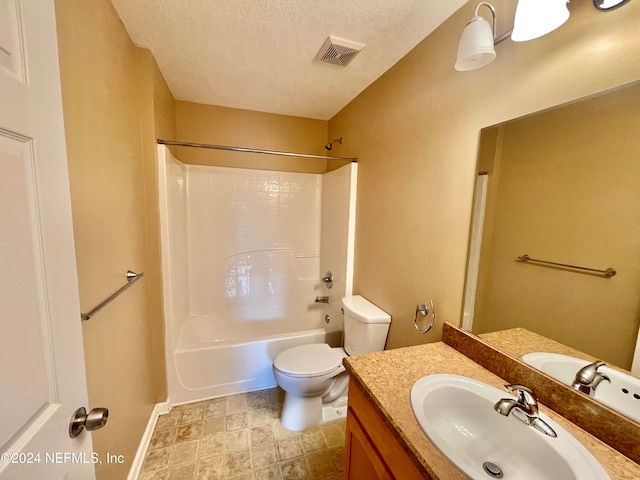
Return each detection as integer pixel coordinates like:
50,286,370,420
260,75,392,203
342,295,391,324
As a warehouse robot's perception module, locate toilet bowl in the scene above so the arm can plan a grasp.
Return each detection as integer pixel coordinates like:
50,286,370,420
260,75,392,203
273,343,349,431
273,295,391,431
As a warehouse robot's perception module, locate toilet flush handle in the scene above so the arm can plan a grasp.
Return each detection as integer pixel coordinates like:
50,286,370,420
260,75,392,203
414,300,435,334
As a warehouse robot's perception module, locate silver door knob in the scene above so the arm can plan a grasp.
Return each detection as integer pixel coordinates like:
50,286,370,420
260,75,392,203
69,406,109,438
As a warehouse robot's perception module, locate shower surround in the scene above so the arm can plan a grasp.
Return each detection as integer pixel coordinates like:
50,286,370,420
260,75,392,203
158,146,356,405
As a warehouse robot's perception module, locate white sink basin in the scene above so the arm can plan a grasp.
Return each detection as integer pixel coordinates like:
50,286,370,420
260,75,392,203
523,352,640,423
411,374,610,480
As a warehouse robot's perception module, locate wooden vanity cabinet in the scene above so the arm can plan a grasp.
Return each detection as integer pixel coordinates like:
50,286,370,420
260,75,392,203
343,378,431,479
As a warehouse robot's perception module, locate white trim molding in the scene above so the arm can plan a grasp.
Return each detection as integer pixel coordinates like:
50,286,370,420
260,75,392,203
127,401,170,480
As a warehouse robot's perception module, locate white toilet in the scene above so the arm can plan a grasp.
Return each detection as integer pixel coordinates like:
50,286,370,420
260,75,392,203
273,295,391,431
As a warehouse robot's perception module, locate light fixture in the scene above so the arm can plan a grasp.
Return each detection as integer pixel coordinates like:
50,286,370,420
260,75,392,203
455,0,572,71
511,0,570,42
454,2,497,72
593,0,632,11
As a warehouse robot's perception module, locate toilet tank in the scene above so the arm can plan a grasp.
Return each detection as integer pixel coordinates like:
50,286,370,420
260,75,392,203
342,295,391,356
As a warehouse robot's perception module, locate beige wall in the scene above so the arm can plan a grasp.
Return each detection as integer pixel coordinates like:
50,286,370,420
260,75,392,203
136,48,176,403
174,101,329,173
473,83,640,369
328,0,640,350
55,0,174,477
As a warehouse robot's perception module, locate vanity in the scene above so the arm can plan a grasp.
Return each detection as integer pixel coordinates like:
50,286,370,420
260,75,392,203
341,324,640,479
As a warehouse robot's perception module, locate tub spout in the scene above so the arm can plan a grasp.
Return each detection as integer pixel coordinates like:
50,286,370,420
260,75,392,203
315,296,330,303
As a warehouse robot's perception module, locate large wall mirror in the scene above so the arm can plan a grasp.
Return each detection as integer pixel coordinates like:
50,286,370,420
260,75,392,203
462,80,640,421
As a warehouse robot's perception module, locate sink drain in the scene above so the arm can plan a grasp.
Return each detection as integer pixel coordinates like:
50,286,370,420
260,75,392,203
482,461,504,478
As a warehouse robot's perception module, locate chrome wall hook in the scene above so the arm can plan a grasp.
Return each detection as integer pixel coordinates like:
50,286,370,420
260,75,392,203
414,300,435,334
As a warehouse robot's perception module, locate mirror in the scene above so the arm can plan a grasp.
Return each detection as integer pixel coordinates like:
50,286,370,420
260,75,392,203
462,80,640,416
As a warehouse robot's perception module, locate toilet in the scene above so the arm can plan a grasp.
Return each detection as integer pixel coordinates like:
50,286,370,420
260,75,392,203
273,295,391,431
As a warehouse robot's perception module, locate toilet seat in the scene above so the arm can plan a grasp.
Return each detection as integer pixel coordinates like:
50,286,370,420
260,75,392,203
274,344,346,378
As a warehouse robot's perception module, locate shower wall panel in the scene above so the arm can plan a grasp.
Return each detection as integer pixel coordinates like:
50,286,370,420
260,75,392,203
320,163,357,328
164,154,189,343
186,166,322,339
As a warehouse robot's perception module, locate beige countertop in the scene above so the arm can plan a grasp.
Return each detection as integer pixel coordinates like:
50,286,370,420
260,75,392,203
480,328,638,377
344,341,640,480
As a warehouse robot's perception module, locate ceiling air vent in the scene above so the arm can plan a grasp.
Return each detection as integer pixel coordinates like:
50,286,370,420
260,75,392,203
315,35,364,67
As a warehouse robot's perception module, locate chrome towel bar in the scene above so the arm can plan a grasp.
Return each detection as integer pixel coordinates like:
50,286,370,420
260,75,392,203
517,255,616,278
81,270,144,321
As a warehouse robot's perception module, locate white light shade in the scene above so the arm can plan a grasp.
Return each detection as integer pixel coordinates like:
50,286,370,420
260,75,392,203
511,0,570,42
455,17,496,72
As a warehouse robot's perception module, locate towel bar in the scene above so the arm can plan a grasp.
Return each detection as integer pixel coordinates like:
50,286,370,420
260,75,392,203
81,270,144,321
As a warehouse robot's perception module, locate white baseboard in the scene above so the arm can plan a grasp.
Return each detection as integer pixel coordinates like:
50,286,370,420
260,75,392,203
127,401,170,480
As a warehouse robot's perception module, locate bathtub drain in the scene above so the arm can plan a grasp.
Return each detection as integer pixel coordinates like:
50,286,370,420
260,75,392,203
482,461,504,478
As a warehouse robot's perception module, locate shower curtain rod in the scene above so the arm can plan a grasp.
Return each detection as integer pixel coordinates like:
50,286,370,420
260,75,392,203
157,139,358,162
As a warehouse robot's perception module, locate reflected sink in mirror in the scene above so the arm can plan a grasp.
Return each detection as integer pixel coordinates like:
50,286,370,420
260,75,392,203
410,374,610,480
523,352,640,423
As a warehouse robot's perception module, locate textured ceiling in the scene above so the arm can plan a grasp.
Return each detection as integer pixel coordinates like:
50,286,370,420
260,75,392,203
110,0,467,120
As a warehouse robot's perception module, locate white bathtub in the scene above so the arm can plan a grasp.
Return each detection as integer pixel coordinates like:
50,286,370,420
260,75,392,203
167,316,343,405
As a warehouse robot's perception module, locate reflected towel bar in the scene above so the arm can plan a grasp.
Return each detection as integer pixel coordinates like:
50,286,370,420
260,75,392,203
517,255,616,278
81,270,144,321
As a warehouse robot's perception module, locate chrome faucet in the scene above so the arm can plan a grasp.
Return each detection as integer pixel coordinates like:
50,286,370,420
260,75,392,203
315,296,330,304
494,384,557,437
572,361,611,396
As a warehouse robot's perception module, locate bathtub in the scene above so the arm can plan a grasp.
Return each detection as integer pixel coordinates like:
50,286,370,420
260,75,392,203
166,315,343,405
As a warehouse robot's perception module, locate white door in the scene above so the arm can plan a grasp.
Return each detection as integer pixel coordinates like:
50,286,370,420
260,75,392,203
0,1,97,479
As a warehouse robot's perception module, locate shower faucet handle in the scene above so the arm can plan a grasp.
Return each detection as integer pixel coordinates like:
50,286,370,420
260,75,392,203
322,271,333,289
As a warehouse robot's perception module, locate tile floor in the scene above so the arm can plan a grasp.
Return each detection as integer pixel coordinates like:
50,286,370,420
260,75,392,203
138,388,346,480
